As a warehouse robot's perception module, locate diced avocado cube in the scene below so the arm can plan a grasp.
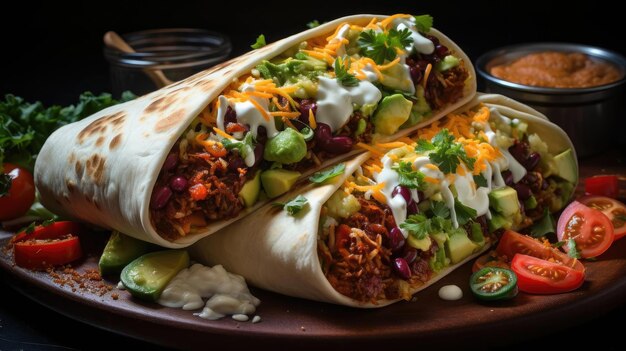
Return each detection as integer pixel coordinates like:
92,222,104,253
435,55,460,72
380,64,415,92
445,232,479,264
238,171,261,208
469,222,485,245
99,231,154,276
260,169,301,198
264,128,307,164
401,85,431,129
489,186,520,217
429,246,449,272
488,213,513,232
325,190,361,219
121,250,189,301
553,148,578,184
407,234,432,251
373,94,413,135
524,195,538,210
430,231,448,249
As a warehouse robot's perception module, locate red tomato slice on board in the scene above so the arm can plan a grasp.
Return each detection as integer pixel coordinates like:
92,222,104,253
579,196,626,240
496,230,584,272
511,254,585,294
11,221,85,244
584,175,619,198
557,201,614,258
14,235,82,270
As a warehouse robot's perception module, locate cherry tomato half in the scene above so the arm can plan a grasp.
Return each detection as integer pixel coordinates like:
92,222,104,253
579,196,626,240
496,230,584,272
557,201,614,258
584,175,619,198
511,254,585,294
0,163,35,221
12,221,84,270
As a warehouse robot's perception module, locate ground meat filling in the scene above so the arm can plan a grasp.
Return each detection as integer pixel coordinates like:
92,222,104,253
321,195,434,303
151,146,247,241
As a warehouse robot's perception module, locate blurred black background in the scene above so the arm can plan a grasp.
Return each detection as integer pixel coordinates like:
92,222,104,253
1,0,624,105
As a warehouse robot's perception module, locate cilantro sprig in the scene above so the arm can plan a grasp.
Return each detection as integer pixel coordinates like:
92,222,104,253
309,163,345,184
333,57,359,87
473,174,488,188
307,20,320,29
454,199,477,226
415,129,476,174
414,14,433,32
401,214,452,240
392,161,425,189
358,28,412,65
567,238,581,259
222,133,255,159
251,34,266,49
273,195,308,216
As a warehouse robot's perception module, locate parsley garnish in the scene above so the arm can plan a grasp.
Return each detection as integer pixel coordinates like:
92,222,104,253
473,174,488,188
530,209,556,238
567,238,581,259
273,195,308,216
307,20,320,29
401,214,453,240
431,201,450,218
358,28,412,65
414,14,433,32
333,57,359,87
454,199,477,225
222,133,255,159
415,129,476,174
0,174,11,196
309,163,345,184
251,34,266,49
392,161,425,189
41,218,55,227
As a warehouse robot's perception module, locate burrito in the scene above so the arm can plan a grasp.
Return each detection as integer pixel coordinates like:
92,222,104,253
35,14,475,247
189,94,578,306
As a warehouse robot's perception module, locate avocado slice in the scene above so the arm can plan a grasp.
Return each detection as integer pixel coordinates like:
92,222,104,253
445,232,479,264
553,148,578,184
524,195,538,210
435,55,460,72
489,186,520,217
99,231,154,276
260,169,302,198
239,171,261,208
373,94,413,135
469,222,485,245
407,234,432,251
488,212,513,232
401,86,431,129
263,128,307,164
121,250,189,301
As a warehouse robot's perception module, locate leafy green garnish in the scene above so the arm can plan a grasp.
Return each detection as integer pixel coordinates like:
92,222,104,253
309,163,345,184
401,214,453,240
307,20,320,29
41,218,55,227
530,209,556,238
454,199,477,225
473,174,488,188
19,222,37,234
222,132,255,159
567,238,581,259
251,34,266,49
414,14,433,32
431,201,450,218
273,195,308,215
358,28,412,65
0,92,135,171
333,57,359,87
0,174,11,196
255,55,327,85
392,161,425,189
415,129,475,174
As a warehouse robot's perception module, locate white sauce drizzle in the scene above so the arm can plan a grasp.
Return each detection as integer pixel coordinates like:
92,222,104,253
438,285,463,301
158,263,260,321
333,24,351,57
373,156,408,237
394,18,435,55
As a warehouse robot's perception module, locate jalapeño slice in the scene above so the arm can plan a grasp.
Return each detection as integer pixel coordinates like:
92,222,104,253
470,267,518,301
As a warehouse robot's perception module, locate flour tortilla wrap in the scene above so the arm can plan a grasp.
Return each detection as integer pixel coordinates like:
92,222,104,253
189,94,577,307
35,14,476,248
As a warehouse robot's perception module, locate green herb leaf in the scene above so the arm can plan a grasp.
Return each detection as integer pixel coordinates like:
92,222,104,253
473,174,488,188
358,28,412,65
251,34,266,49
567,238,581,259
0,174,11,196
414,14,433,32
392,161,425,189
41,218,55,227
333,57,359,87
530,209,556,238
552,241,565,248
19,222,37,234
221,132,255,159
400,214,430,240
307,20,320,29
454,199,477,225
415,129,476,174
430,201,450,218
273,195,308,216
309,163,345,184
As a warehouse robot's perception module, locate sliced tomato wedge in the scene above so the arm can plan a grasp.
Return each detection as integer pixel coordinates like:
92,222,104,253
496,230,584,271
584,175,619,198
557,201,614,258
14,235,82,270
579,196,626,240
11,221,84,243
511,254,585,294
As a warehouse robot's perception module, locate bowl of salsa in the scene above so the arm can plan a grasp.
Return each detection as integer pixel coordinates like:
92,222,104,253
476,43,626,156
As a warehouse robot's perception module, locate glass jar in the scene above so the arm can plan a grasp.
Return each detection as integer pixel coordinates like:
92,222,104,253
104,28,231,96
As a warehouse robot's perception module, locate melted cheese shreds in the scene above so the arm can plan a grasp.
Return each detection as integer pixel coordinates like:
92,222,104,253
356,142,385,156
379,14,411,29
308,109,317,129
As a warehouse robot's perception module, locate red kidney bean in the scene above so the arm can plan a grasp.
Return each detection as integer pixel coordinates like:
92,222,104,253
401,246,418,264
425,34,440,46
416,191,425,203
298,99,317,126
225,106,237,125
253,143,264,167
393,257,412,280
524,152,541,171
409,66,423,85
228,157,246,172
407,201,419,215
435,44,449,58
170,176,188,192
508,141,529,164
314,123,332,143
514,182,532,200
256,126,267,145
150,186,172,210
387,227,406,252
326,136,353,154
542,179,549,190
392,186,412,203
501,170,514,186
162,153,178,172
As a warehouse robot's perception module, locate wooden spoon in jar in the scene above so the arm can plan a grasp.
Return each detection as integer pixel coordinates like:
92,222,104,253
103,31,173,88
